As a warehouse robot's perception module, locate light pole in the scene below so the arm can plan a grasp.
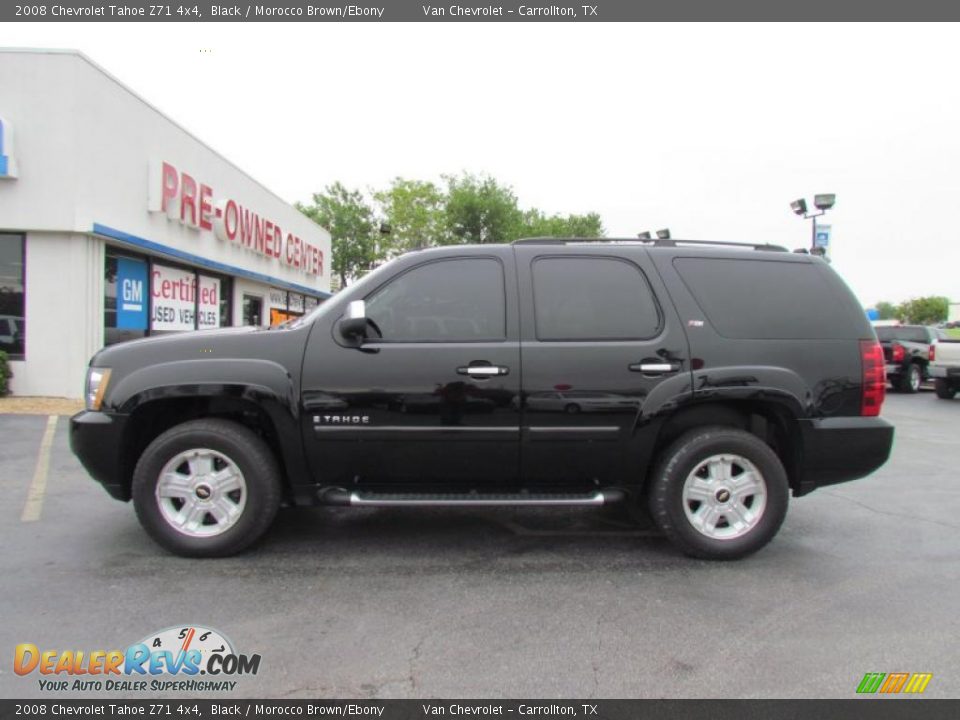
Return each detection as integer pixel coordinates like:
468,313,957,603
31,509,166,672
790,194,835,256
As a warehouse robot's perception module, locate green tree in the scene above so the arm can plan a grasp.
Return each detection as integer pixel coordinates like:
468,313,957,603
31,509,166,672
374,178,448,252
443,173,524,244
297,183,382,288
874,301,898,320
897,296,950,325
519,209,605,239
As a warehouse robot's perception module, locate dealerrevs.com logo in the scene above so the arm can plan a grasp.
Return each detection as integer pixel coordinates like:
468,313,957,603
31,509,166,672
14,625,261,693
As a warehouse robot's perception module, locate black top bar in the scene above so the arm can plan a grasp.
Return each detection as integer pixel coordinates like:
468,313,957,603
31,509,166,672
512,237,789,252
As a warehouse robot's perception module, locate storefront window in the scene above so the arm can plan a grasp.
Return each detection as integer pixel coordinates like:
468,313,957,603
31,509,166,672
0,233,26,358
105,249,232,345
104,252,149,346
243,294,263,326
218,276,232,328
269,289,312,327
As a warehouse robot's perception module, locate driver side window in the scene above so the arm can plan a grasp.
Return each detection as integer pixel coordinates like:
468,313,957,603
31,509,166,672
366,258,506,343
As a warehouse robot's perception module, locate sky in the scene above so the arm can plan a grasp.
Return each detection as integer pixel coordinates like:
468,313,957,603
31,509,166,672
5,22,960,306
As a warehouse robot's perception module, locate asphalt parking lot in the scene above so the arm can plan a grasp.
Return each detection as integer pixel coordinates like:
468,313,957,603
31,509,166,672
1,392,958,700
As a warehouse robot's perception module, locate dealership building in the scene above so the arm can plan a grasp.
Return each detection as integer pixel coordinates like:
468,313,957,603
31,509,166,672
0,48,332,398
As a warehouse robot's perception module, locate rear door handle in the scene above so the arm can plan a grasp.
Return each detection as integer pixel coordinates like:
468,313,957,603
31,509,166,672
629,362,681,374
457,365,509,378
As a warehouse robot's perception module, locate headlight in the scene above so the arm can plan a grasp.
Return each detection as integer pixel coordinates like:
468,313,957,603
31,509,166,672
85,368,112,411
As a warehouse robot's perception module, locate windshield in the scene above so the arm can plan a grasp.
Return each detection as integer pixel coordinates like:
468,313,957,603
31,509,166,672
286,260,399,329
875,326,930,343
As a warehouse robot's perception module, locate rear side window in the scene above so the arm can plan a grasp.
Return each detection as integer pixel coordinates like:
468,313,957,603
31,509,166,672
532,257,661,341
673,257,857,340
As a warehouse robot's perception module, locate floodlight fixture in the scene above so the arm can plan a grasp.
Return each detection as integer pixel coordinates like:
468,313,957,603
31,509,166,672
656,229,671,240
637,231,652,240
790,199,807,216
813,194,836,211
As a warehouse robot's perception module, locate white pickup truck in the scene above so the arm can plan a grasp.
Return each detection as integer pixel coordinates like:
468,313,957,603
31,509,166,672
930,337,960,399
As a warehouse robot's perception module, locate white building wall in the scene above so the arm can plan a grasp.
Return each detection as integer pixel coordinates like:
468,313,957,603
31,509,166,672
10,232,104,398
0,48,332,398
0,50,330,296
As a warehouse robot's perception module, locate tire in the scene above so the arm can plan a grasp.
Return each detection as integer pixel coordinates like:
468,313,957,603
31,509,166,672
934,378,957,400
648,426,789,560
564,403,581,414
132,419,282,557
897,363,923,394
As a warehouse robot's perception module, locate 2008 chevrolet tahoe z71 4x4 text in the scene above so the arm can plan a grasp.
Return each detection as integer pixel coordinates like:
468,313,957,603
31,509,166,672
70,238,894,559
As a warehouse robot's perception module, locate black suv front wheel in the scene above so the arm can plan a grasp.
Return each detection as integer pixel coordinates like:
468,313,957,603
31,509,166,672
648,427,789,560
132,419,282,557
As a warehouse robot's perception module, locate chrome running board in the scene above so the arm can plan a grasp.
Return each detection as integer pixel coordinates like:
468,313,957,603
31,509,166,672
341,490,622,507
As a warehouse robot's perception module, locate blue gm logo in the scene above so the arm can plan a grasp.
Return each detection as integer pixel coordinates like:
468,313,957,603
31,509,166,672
0,115,17,179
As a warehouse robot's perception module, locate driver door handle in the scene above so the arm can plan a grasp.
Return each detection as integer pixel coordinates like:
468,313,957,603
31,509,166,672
629,362,682,374
457,365,509,378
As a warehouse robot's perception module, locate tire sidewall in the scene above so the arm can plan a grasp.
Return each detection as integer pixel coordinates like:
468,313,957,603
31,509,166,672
934,378,957,399
650,427,789,560
132,420,281,557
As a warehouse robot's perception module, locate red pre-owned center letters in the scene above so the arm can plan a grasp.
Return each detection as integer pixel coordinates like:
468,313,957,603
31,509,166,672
152,160,324,278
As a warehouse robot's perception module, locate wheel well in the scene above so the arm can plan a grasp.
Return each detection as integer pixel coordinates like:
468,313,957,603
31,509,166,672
120,397,291,501
650,401,801,494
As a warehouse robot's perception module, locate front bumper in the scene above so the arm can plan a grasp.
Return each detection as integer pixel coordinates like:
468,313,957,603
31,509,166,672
69,410,130,501
794,416,894,496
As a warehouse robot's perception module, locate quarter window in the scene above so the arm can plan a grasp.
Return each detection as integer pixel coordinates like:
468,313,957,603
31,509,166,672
673,257,858,340
532,257,661,341
366,258,506,342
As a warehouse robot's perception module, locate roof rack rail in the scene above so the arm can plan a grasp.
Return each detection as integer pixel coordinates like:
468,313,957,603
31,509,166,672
512,237,789,252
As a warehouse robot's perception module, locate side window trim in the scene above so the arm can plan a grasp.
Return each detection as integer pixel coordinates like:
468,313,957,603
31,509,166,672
364,256,508,344
530,254,664,342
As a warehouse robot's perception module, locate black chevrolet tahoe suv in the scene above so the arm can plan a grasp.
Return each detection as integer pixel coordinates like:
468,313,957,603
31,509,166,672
70,239,894,560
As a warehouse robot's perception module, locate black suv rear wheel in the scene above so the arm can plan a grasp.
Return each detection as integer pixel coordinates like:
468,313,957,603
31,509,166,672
648,427,789,560
132,419,282,557
897,363,923,394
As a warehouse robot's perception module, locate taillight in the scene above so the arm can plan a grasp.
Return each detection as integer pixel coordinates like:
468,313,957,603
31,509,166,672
892,343,905,362
929,344,936,362
860,339,886,417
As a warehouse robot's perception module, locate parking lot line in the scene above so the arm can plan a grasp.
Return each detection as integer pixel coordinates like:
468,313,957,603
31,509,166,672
20,415,59,523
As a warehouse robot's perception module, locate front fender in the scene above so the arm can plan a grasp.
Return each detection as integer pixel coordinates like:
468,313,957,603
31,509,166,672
107,359,297,416
104,359,313,498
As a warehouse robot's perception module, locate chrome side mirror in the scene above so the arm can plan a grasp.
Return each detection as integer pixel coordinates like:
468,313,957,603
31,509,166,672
339,300,368,339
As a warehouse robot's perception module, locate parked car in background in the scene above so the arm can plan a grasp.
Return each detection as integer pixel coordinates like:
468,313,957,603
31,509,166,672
876,325,947,393
930,335,960,399
0,315,24,355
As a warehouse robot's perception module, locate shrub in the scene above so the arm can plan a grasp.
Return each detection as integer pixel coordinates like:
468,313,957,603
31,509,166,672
0,350,11,396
